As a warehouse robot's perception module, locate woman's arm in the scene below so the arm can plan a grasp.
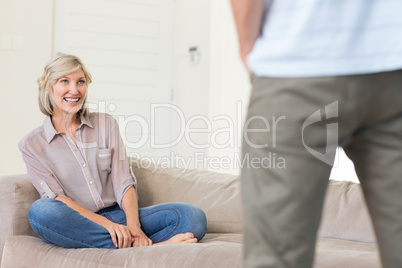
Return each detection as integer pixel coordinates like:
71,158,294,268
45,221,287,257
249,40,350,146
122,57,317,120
55,196,134,248
121,186,153,247
104,115,151,246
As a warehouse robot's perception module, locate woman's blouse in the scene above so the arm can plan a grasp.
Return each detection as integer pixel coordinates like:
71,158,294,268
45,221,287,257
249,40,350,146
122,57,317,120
18,113,137,213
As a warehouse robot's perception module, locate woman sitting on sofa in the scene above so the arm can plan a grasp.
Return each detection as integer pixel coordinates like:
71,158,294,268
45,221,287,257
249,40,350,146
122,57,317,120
18,54,207,249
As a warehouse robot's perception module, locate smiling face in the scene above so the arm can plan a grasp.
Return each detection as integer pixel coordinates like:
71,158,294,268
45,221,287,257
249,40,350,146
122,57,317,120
51,69,87,119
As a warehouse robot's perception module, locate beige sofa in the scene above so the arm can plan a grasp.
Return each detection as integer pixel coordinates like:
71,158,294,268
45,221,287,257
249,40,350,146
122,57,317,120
0,160,381,268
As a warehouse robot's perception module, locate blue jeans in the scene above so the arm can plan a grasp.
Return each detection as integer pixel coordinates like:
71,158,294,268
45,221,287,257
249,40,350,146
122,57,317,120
28,199,207,249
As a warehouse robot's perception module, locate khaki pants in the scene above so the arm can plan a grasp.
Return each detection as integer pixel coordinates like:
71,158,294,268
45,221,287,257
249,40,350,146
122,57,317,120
241,70,402,267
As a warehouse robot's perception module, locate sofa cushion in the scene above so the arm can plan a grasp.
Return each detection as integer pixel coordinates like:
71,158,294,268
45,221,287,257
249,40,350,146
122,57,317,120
2,235,381,268
314,237,380,268
319,180,376,243
1,234,242,268
131,159,242,234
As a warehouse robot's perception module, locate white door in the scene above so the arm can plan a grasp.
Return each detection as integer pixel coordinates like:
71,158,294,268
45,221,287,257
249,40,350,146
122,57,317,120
54,0,175,159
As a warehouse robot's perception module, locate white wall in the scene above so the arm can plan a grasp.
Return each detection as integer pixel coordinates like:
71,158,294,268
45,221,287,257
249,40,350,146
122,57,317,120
169,0,251,174
330,148,359,182
0,0,53,175
207,0,251,174
170,0,211,169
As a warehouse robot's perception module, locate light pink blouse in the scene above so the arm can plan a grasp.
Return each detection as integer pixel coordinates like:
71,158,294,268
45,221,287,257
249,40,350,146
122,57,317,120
18,113,137,213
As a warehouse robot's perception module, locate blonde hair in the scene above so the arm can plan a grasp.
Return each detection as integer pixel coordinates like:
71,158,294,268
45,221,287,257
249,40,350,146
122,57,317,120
37,54,92,117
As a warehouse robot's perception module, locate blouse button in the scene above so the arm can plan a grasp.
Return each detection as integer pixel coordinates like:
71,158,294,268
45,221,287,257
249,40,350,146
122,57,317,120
90,181,93,184
83,163,86,167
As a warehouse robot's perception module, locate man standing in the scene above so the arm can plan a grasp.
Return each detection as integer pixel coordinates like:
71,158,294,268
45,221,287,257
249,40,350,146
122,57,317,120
231,0,402,267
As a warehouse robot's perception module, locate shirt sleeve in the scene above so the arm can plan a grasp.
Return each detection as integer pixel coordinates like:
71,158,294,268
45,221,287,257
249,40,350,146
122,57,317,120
18,143,66,199
107,115,137,208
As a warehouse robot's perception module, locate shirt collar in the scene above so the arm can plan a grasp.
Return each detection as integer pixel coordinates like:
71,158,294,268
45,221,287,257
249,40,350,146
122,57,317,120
44,115,94,143
44,116,58,143
80,115,93,129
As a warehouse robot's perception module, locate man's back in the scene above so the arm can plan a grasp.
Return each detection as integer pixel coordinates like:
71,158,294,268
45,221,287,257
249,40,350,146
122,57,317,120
248,0,402,77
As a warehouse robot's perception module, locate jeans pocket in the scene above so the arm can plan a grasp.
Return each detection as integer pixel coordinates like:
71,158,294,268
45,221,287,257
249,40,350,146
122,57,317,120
98,148,112,172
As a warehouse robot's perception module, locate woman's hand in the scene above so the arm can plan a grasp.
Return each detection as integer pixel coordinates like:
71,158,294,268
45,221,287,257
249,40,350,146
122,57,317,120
129,225,153,247
120,187,152,247
105,222,136,249
120,187,153,247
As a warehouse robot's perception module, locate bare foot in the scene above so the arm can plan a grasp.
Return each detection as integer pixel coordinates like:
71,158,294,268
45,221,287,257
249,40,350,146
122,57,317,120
155,232,198,245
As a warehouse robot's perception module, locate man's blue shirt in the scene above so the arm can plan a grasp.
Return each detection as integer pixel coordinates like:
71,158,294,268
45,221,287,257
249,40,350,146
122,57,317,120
248,0,402,77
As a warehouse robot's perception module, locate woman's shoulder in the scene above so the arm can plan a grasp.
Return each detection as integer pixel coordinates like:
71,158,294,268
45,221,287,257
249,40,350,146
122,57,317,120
18,123,46,151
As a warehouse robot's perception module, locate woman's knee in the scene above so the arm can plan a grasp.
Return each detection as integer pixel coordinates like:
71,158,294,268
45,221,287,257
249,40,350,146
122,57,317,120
174,203,208,240
29,198,65,225
191,205,208,240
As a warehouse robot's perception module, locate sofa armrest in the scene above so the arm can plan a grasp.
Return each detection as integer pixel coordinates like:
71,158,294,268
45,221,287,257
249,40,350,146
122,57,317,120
0,175,39,263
